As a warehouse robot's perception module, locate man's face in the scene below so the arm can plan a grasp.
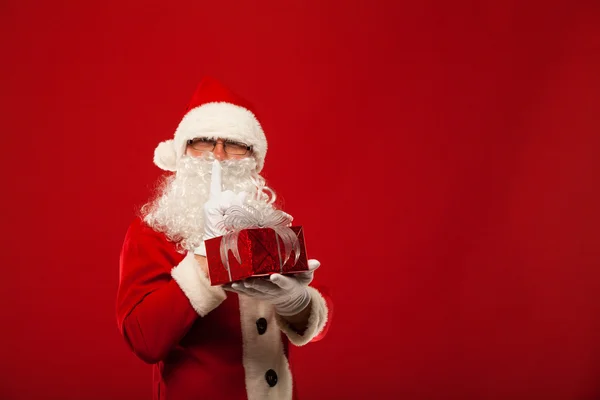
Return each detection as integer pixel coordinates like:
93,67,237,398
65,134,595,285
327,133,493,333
186,137,253,161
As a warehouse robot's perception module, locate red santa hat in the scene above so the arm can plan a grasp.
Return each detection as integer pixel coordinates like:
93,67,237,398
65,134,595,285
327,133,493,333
153,77,267,172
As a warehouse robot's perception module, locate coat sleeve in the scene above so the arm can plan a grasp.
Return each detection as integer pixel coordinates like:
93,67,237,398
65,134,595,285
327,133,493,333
115,219,227,364
275,284,333,346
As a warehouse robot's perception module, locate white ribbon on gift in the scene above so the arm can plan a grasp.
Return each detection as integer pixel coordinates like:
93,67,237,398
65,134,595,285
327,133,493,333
217,205,301,281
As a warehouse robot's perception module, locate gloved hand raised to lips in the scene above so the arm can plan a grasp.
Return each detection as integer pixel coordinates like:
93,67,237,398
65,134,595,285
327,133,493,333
194,160,247,257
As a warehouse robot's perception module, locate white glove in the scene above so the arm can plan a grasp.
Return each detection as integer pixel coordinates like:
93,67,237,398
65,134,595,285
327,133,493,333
292,259,320,286
225,259,321,316
194,160,247,256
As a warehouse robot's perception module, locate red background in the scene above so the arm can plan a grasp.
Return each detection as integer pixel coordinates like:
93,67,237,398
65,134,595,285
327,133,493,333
1,1,600,399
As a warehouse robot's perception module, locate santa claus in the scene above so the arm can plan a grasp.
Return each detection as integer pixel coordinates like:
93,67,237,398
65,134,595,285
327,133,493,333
116,76,331,400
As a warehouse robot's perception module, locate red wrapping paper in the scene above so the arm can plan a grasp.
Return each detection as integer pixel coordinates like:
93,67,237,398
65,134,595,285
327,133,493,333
205,226,309,286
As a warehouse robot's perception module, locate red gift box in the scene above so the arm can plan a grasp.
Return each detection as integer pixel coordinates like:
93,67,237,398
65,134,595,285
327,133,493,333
205,226,309,286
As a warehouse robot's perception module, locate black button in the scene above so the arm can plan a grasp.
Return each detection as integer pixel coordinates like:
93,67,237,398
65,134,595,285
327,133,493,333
256,318,267,335
265,369,278,387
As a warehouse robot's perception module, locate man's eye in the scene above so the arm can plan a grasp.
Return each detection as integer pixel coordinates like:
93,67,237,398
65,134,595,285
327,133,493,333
226,141,247,148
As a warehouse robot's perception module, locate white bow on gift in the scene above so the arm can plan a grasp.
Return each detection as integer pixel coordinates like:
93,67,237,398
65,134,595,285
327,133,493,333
217,204,302,279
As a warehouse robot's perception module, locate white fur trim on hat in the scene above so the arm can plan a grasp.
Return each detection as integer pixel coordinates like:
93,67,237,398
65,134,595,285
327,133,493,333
275,286,329,346
171,252,227,316
170,102,268,172
153,139,178,172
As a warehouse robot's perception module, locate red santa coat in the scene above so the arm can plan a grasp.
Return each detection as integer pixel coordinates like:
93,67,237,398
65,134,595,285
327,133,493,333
116,218,331,400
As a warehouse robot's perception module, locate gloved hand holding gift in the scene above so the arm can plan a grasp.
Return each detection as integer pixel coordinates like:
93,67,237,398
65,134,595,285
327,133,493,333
225,259,321,316
199,160,312,286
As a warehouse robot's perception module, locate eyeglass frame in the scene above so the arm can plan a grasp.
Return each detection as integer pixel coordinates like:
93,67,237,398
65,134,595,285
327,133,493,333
186,137,253,156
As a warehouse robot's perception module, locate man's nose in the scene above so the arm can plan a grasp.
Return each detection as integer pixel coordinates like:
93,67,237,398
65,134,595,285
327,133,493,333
213,141,226,160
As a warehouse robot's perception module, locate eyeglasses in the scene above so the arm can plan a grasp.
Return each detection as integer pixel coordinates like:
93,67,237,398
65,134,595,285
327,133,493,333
187,137,253,156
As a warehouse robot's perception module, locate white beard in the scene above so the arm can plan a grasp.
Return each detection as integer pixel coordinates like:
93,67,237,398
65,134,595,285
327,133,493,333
141,152,274,252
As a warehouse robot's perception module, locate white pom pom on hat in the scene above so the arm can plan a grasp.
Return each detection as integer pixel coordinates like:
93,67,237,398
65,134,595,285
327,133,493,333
153,139,177,171
154,77,268,172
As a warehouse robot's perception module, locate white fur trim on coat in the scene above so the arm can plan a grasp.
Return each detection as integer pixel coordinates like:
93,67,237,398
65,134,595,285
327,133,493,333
239,295,293,400
171,252,227,316
275,286,329,346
